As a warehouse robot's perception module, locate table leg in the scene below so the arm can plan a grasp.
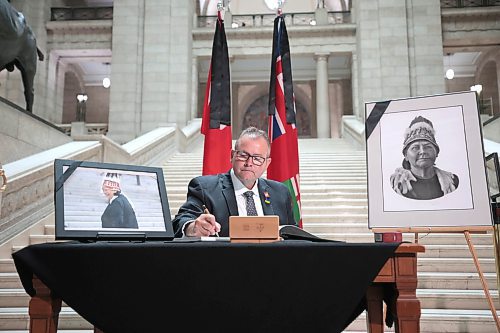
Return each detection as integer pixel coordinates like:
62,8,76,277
393,255,420,333
366,285,384,333
29,276,62,333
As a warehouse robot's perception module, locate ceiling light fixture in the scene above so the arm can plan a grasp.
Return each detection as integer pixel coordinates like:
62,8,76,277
102,77,111,88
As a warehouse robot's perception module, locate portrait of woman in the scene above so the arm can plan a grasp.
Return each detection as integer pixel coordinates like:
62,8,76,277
390,115,459,200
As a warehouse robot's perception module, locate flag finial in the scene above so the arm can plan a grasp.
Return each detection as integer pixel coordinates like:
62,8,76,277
217,0,225,21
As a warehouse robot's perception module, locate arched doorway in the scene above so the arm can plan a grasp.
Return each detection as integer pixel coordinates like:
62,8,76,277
241,94,311,137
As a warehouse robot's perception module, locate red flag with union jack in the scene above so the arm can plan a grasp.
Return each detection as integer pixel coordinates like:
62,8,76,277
267,15,302,228
201,13,232,175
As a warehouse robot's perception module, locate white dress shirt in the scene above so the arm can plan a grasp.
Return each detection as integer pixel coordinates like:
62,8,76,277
230,169,264,216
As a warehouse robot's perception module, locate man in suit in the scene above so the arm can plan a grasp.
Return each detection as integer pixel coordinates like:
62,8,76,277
172,127,297,237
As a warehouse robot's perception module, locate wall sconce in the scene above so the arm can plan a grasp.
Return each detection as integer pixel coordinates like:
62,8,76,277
76,93,88,122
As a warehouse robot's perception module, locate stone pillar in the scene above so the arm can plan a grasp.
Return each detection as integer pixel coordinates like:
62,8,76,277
315,53,330,138
108,0,193,143
351,53,360,119
191,57,199,120
314,7,328,25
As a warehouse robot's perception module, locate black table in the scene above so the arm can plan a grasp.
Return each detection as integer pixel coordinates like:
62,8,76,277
13,240,410,333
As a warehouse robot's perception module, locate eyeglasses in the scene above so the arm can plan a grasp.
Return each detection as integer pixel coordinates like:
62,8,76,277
234,150,268,166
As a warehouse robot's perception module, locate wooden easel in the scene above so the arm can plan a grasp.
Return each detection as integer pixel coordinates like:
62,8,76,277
374,226,500,333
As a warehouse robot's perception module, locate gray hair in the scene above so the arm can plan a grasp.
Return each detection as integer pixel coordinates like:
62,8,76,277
235,127,271,153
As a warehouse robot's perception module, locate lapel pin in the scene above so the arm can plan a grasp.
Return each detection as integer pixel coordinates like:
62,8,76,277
264,191,271,204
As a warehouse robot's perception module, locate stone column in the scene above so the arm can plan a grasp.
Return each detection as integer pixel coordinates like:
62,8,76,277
315,53,330,138
351,53,360,120
191,57,199,120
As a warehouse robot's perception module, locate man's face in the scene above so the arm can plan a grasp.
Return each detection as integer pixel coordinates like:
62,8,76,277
405,140,437,170
231,136,271,189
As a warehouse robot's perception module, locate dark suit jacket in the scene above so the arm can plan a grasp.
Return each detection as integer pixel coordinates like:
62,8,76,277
172,172,297,237
101,193,138,229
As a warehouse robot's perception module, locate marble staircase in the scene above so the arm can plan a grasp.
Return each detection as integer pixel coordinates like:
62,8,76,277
0,138,498,332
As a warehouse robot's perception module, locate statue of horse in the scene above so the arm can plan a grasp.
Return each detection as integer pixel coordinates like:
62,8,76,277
0,0,44,112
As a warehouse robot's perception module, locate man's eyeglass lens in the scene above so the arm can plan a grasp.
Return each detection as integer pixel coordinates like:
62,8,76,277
235,151,266,166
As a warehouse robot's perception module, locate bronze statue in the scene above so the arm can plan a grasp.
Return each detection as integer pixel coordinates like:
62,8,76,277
0,0,44,112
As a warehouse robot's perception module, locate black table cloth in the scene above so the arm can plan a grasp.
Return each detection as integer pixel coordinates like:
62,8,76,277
13,240,399,333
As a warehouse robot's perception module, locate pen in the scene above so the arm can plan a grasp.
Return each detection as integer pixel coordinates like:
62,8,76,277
202,205,219,237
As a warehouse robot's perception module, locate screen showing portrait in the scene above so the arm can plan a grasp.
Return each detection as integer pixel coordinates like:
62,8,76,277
54,159,174,240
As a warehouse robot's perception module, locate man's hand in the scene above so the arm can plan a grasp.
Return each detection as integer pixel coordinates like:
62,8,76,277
390,167,416,194
185,213,221,237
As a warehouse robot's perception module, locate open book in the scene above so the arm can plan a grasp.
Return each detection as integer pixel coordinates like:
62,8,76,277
279,225,341,242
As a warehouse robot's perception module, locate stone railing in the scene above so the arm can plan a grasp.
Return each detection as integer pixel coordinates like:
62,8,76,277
50,6,113,21
441,0,500,7
0,126,183,244
55,123,109,136
341,115,365,149
177,118,203,153
197,11,351,29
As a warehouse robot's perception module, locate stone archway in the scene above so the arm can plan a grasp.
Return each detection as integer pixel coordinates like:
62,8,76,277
241,94,311,137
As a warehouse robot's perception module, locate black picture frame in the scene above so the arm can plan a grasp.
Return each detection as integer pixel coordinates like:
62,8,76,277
365,91,493,229
54,159,174,241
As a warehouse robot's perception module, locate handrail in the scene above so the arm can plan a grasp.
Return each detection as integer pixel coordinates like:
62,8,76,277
441,0,500,7
197,11,351,28
484,114,500,127
50,6,113,21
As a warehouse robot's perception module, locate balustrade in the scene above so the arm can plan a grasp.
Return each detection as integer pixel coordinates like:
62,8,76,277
50,6,113,21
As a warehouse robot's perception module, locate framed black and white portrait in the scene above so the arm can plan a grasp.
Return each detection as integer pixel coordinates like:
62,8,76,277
365,91,493,229
54,159,174,240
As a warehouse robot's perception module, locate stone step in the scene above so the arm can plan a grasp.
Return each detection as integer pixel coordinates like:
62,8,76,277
344,309,499,333
0,260,15,274
302,214,368,223
301,198,368,206
0,307,92,330
418,272,497,290
304,222,371,233
0,274,21,289
0,290,29,307
301,206,368,214
418,289,499,310
421,244,494,258
418,257,496,273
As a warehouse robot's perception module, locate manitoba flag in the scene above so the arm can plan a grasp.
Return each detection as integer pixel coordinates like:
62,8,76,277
201,13,232,176
267,15,302,228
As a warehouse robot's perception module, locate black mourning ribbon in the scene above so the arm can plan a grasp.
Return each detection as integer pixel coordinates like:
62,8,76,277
55,161,83,193
365,100,391,140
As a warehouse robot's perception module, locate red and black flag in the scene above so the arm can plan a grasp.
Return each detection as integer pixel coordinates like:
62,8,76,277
201,12,232,176
267,14,302,227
